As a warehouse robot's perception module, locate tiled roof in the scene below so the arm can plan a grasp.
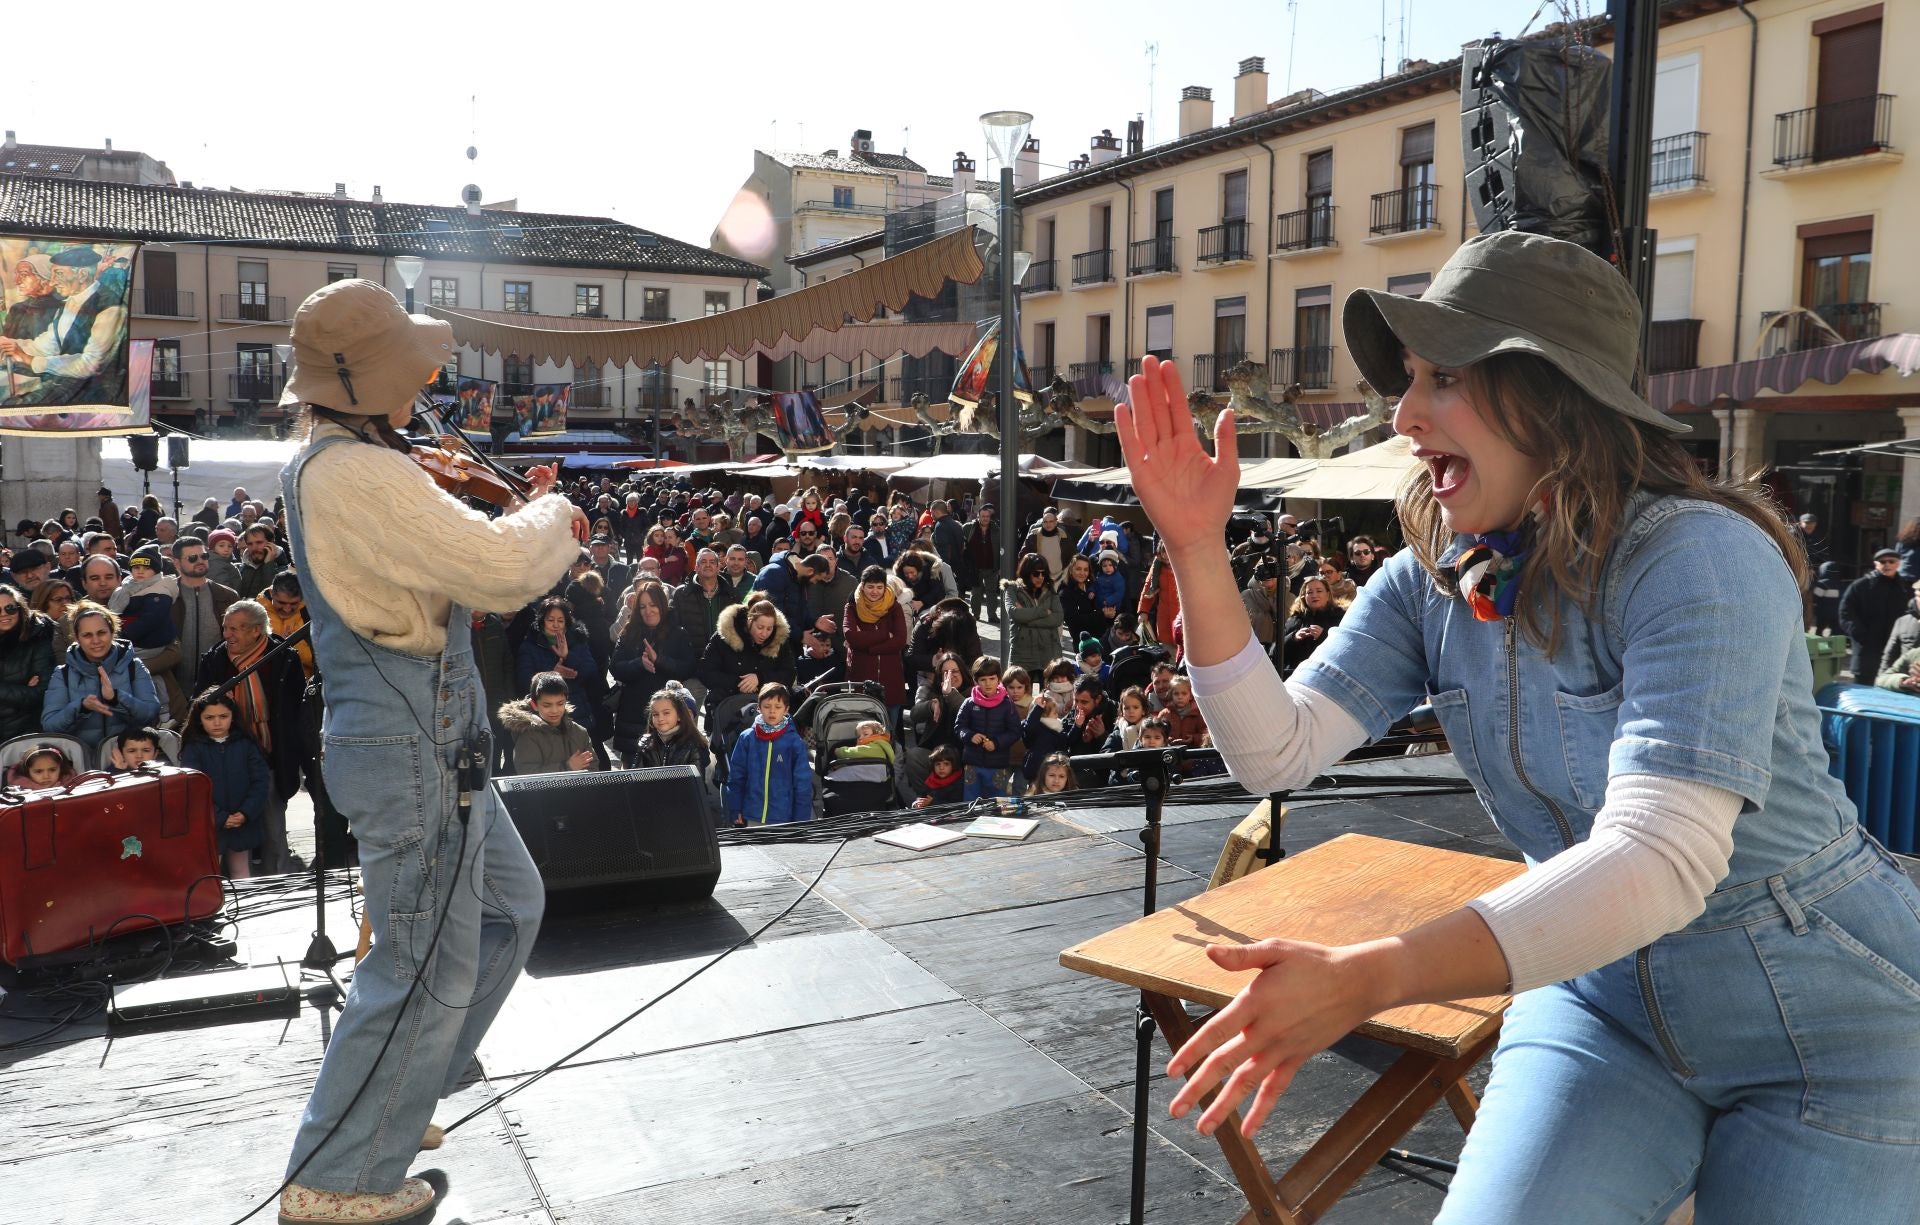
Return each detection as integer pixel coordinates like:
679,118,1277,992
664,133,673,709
787,228,887,267
763,150,889,176
854,151,925,173
0,144,94,176
0,173,769,278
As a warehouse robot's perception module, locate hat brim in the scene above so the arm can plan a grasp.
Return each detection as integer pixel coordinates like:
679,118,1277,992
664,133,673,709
1343,287,1688,435
280,314,454,414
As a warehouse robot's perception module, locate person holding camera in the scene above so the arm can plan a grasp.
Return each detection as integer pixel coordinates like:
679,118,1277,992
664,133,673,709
1120,230,1920,1223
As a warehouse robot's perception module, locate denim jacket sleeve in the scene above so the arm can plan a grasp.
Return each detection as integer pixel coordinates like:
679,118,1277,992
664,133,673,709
1287,550,1433,737
1601,505,1792,807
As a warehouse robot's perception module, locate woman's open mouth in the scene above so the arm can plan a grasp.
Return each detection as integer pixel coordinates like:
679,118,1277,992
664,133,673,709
1421,451,1470,500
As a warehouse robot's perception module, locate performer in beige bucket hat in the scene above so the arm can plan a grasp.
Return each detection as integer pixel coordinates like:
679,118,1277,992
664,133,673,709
268,279,585,1224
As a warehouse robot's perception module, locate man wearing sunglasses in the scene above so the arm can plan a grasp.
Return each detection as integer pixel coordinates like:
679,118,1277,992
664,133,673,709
169,537,237,706
1840,548,1911,680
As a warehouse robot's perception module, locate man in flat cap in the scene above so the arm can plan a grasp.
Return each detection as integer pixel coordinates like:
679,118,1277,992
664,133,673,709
0,244,129,406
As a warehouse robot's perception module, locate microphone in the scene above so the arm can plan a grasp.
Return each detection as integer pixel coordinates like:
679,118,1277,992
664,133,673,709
1074,744,1223,772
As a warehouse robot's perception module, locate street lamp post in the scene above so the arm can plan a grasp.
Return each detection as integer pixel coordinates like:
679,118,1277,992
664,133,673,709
393,255,425,314
980,109,1032,663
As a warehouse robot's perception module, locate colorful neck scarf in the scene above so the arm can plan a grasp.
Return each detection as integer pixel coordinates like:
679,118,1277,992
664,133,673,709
1449,524,1537,622
969,683,1005,708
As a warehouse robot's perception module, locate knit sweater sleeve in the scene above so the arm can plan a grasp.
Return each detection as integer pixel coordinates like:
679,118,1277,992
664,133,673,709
296,435,577,650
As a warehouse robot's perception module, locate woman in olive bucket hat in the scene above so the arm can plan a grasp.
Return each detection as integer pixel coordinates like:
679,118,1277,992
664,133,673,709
1120,231,1920,1222
271,279,587,1225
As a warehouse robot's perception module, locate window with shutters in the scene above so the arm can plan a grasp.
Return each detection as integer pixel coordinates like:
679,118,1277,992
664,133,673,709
642,288,671,321
705,291,731,316
503,281,532,313
504,355,534,387
1812,9,1883,162
1222,170,1247,223
326,263,357,283
1399,123,1435,226
429,277,458,308
574,285,603,317
1306,149,1333,241
1386,272,1431,297
1145,305,1173,362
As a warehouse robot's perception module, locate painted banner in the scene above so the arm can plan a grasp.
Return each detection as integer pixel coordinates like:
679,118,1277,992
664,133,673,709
948,315,1034,411
0,338,151,437
769,390,834,454
0,236,140,414
446,376,496,436
506,383,569,438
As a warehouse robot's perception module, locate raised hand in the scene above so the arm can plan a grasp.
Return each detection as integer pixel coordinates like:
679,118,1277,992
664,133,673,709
1113,355,1240,558
96,667,115,703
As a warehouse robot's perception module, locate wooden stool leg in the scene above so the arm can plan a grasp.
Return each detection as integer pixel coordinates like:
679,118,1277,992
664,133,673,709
1443,1079,1479,1133
1143,993,1298,1225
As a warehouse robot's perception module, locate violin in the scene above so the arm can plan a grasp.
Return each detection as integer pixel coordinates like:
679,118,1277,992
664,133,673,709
407,434,534,509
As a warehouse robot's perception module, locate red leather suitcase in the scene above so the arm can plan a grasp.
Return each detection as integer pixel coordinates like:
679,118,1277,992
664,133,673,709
0,766,223,967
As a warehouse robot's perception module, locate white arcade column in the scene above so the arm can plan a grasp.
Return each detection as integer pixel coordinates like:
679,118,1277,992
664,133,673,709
1711,406,1765,476
1897,406,1920,532
0,437,102,537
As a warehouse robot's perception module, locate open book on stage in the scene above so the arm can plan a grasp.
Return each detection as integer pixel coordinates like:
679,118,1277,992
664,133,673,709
963,815,1039,841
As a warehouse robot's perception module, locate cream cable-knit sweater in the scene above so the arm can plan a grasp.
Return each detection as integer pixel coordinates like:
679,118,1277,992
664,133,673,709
292,423,578,657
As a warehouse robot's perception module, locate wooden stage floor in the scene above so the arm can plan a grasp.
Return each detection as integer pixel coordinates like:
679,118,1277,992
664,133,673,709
0,758,1516,1225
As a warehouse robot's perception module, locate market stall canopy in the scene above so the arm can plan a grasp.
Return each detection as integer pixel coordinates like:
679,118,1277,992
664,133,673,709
426,227,984,368
1281,435,1417,502
1051,456,1317,512
782,454,913,473
1650,333,1920,413
747,321,979,365
889,453,1091,484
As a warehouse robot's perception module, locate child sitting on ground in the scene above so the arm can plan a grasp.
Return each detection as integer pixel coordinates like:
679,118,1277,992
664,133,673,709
498,671,599,775
725,682,813,826
1033,751,1078,795
1077,636,1111,688
8,743,77,789
180,690,270,881
911,743,965,808
109,726,172,771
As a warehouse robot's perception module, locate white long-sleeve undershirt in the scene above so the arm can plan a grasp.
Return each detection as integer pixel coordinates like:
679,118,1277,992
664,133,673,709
1187,632,1741,993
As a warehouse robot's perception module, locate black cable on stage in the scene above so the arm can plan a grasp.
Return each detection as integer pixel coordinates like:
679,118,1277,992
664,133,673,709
438,835,853,1136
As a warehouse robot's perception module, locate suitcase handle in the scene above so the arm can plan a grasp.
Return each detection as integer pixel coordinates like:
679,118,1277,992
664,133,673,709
59,771,116,793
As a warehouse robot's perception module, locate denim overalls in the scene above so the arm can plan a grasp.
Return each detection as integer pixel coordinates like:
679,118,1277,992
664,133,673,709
280,431,545,1194
1295,495,1920,1223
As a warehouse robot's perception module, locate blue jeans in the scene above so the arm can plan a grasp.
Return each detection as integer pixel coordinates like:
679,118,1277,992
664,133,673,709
1436,830,1920,1223
963,765,1007,801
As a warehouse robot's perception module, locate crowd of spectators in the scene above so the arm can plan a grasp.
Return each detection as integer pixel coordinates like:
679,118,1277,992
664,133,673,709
2,473,1912,869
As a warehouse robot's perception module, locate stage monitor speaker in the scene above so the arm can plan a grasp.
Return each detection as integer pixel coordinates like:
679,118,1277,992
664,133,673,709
166,435,190,470
1458,37,1613,255
491,765,720,899
127,434,161,472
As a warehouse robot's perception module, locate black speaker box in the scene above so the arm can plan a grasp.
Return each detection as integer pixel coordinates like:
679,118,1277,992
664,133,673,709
126,434,161,472
166,435,190,470
491,765,720,899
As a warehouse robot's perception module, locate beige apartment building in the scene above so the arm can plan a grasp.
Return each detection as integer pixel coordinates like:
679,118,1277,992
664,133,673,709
1012,0,1917,561
0,171,768,434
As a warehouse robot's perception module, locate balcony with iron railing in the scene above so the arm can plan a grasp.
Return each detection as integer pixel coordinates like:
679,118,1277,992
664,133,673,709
1193,351,1246,393
135,288,196,318
1270,346,1336,392
1030,365,1057,390
1125,355,1174,379
1758,302,1884,355
634,385,674,415
1368,184,1441,237
889,373,952,404
1196,221,1251,266
1773,94,1896,168
1022,259,1059,293
218,294,289,323
1071,249,1114,285
1275,205,1337,253
1127,236,1177,276
1649,132,1709,194
854,365,887,388
1068,361,1115,397
1646,319,1703,374
150,371,190,399
570,382,607,409
227,371,285,402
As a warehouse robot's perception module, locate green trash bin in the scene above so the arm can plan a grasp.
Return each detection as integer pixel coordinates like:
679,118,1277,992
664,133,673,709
1807,632,1850,691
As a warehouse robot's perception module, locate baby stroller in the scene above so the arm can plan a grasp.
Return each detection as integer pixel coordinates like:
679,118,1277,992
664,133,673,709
794,680,901,817
706,690,762,790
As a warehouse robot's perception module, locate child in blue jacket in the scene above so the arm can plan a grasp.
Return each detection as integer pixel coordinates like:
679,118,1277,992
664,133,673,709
953,654,1024,800
179,690,270,880
1090,550,1128,634
725,682,813,825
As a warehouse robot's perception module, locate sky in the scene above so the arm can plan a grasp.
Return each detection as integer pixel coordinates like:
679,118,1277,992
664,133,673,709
11,0,1581,254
